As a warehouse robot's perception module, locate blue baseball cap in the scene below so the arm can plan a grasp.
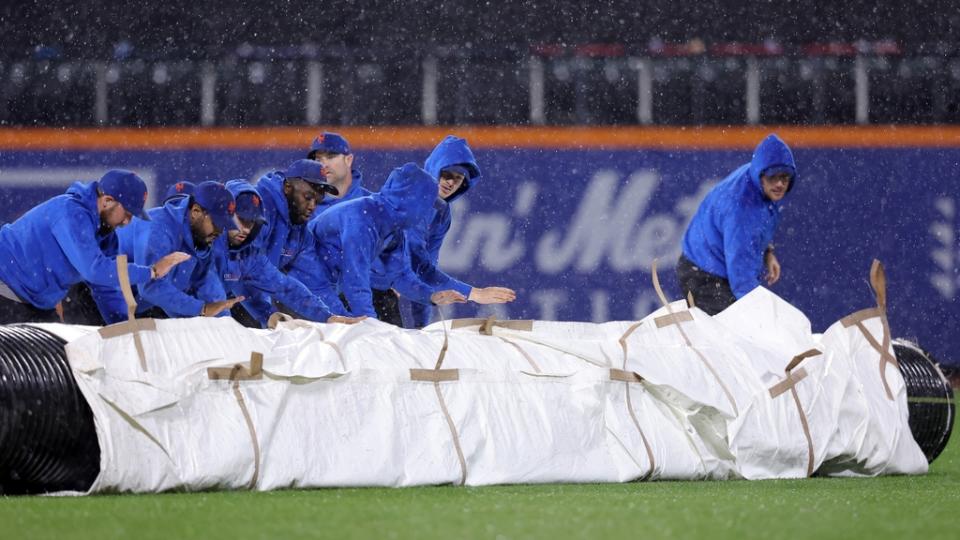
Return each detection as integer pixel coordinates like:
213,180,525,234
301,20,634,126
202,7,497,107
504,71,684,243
163,181,196,204
99,169,150,220
761,164,795,179
309,132,351,156
192,181,238,231
235,191,266,224
284,159,339,196
440,165,470,178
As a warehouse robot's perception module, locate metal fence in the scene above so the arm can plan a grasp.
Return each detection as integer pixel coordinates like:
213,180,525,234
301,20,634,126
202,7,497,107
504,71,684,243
2,51,959,126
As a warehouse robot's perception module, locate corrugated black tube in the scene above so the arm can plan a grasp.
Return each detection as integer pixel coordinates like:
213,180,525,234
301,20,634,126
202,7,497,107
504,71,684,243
894,338,955,463
0,324,100,494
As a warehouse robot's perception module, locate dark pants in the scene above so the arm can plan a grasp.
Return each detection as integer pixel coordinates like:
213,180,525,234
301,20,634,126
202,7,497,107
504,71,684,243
231,302,263,328
61,283,107,326
676,255,736,316
372,289,404,326
0,294,60,325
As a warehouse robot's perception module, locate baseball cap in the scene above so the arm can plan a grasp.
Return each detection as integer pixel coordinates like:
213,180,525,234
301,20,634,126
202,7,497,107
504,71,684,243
309,132,351,155
761,164,795,179
284,159,339,196
163,181,196,204
440,165,470,178
192,181,239,231
235,191,266,224
99,169,150,220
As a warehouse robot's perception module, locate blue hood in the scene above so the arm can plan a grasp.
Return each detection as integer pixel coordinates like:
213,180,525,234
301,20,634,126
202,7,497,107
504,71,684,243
748,134,797,195
423,135,481,203
65,181,100,214
375,163,439,230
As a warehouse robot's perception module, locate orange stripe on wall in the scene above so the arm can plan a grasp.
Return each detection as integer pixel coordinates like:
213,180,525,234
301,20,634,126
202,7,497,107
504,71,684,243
1,126,960,150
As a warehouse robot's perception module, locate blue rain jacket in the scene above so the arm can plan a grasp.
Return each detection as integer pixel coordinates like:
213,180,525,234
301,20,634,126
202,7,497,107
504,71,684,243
255,171,314,273
125,198,226,317
681,134,797,299
315,170,371,214
0,181,152,310
216,180,333,327
287,170,372,296
306,163,439,318
407,135,482,325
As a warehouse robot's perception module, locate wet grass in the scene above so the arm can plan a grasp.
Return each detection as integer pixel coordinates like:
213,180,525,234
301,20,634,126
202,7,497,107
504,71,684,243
2,433,958,540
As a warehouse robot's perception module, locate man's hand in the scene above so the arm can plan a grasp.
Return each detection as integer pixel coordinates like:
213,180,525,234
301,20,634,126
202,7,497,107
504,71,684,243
467,286,517,304
765,251,781,285
431,290,468,305
152,251,191,279
326,315,367,324
202,296,245,317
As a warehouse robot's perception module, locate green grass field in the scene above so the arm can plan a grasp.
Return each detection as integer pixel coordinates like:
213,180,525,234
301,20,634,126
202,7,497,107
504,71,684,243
3,433,959,540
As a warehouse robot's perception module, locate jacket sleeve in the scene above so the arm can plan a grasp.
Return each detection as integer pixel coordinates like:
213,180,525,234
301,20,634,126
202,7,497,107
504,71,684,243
384,242,437,305
286,243,327,295
245,253,333,324
721,210,764,299
49,211,152,287
138,229,205,317
339,225,380,318
195,263,228,317
407,225,473,297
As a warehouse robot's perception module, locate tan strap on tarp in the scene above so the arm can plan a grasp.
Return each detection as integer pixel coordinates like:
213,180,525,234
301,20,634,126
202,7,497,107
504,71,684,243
870,259,887,311
840,307,882,328
610,369,643,383
791,379,816,478
618,321,644,369
98,318,157,338
785,349,823,373
207,352,264,490
433,380,467,486
654,310,693,329
650,259,739,416
768,367,809,399
498,337,542,373
624,384,656,480
116,254,137,321
767,348,824,477
267,311,294,329
414,307,468,486
410,368,460,382
207,352,264,381
96,255,153,371
687,290,695,308
839,261,898,401
854,321,899,400
99,393,173,462
450,317,534,334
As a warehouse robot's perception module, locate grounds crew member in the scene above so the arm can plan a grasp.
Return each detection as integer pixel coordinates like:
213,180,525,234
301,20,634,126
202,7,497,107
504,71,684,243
92,180,244,320
307,163,467,318
306,132,371,213
217,179,365,328
0,169,188,324
408,135,516,327
677,133,796,315
254,159,339,277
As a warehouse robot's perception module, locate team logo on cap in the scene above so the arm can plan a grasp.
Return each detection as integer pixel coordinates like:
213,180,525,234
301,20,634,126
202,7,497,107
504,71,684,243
143,191,148,203
314,134,325,145
228,201,236,215
251,195,260,207
175,182,186,192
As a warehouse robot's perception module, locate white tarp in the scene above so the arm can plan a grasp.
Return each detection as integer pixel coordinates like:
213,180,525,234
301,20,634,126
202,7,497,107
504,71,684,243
56,286,927,494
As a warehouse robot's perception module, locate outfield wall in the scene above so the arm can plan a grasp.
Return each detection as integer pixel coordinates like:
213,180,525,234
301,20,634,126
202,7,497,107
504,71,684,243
0,127,957,365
